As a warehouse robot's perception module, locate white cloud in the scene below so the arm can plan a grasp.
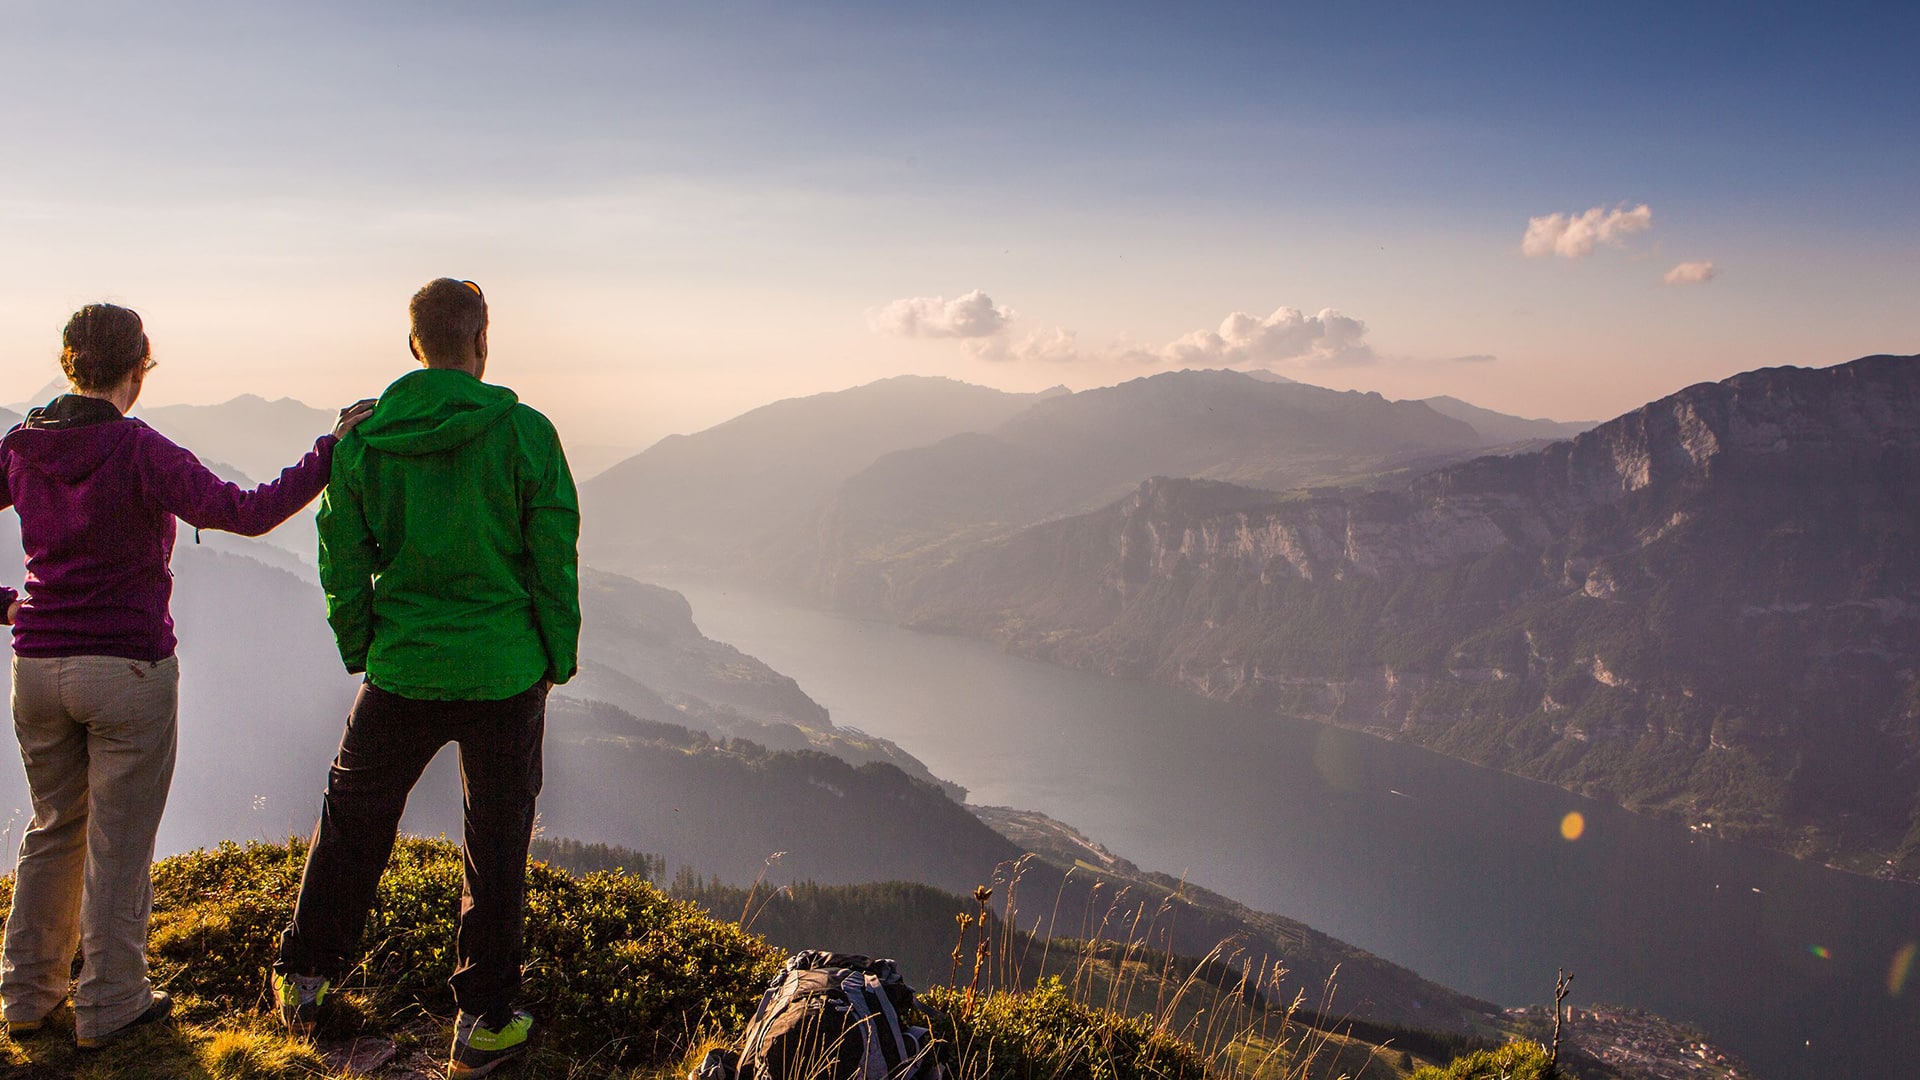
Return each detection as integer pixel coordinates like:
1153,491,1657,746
1522,203,1653,259
968,326,1085,364
869,289,1011,339
1446,353,1498,364
1155,306,1375,368
876,294,1380,370
1663,260,1717,285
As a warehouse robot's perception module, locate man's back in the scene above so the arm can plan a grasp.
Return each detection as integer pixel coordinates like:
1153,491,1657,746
279,278,572,1074
319,367,579,701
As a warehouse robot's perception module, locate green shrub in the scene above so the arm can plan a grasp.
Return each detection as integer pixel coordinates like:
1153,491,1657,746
925,977,1212,1080
1408,1039,1553,1080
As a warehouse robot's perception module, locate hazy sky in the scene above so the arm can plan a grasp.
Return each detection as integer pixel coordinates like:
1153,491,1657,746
3,1,1916,454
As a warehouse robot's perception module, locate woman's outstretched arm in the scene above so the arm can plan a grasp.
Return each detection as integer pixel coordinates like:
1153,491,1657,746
133,400,374,536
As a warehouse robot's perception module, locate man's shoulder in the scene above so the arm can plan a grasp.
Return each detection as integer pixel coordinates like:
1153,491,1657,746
503,403,567,463
505,401,560,438
330,430,370,473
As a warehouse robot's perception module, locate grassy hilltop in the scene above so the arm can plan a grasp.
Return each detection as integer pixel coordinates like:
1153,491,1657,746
0,838,1577,1080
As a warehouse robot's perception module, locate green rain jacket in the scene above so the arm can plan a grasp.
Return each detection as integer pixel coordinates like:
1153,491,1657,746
319,368,580,700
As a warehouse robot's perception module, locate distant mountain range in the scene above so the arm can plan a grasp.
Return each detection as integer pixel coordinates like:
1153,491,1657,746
798,370,1507,607
6,377,69,414
8,389,351,485
581,375,1058,576
574,369,1589,610
879,355,1920,876
134,394,339,483
1417,395,1595,443
1246,372,1596,443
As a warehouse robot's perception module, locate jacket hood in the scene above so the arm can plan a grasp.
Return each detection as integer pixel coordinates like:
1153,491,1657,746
1,398,142,484
357,369,519,456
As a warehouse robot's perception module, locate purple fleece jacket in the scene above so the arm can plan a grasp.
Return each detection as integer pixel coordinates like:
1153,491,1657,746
0,397,336,661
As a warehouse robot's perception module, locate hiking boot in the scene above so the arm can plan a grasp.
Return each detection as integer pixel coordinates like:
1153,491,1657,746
272,971,331,1035
449,1009,534,1078
75,991,172,1050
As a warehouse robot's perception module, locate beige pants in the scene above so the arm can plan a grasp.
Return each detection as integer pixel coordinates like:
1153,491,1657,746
1,654,177,1038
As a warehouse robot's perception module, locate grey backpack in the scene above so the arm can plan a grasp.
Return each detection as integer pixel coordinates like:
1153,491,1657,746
692,951,946,1080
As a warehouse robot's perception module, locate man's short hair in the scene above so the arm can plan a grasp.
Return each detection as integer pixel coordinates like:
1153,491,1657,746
409,278,488,364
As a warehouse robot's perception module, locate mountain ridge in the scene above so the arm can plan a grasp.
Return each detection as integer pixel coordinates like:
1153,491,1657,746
581,375,1053,576
1418,395,1594,444
798,368,1492,608
883,354,1920,875
134,394,338,483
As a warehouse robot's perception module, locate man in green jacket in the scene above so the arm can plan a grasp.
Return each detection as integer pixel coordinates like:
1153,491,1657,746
273,278,579,1079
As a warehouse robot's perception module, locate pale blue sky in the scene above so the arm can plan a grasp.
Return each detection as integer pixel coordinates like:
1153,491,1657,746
3,1,1915,450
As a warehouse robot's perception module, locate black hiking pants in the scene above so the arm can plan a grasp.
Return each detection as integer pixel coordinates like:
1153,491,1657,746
276,679,546,1022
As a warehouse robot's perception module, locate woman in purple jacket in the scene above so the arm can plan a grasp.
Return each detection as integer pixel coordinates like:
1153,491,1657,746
0,303,371,1048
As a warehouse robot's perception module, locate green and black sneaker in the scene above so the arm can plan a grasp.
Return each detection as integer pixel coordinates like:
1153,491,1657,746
450,1009,534,1079
271,971,330,1036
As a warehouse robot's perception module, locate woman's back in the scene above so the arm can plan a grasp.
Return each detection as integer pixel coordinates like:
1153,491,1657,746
4,393,339,665
4,397,182,661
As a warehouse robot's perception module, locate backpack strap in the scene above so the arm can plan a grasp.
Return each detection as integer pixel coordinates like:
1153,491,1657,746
863,971,913,1075
737,972,800,1065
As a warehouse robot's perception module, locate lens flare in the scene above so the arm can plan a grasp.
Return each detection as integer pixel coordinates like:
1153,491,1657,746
1560,812,1585,841
1808,945,1830,960
1890,942,1917,997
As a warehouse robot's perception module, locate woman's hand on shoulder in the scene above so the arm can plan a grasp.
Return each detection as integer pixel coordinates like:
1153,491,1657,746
333,399,378,440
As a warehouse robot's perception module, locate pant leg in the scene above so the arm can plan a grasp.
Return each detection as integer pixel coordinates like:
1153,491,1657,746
67,655,178,1039
448,682,547,1020
277,681,445,981
0,656,89,1024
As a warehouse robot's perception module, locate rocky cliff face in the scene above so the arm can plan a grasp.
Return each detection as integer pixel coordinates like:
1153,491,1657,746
892,356,1920,875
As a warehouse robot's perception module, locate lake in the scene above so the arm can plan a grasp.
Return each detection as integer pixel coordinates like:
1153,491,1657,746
674,582,1920,1080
